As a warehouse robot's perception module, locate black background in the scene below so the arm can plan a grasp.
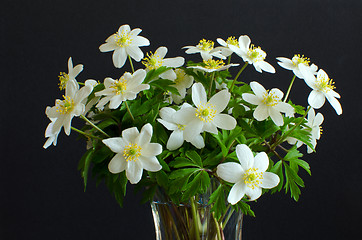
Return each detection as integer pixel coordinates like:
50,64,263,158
1,0,361,239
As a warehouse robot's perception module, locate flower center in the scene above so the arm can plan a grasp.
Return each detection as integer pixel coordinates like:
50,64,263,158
197,39,214,52
58,72,69,90
123,143,142,161
111,77,127,95
243,168,263,189
226,36,239,46
203,59,225,69
292,54,310,66
247,44,266,62
142,52,163,70
195,103,216,122
56,95,75,114
114,31,132,47
262,91,280,106
177,124,185,131
316,74,335,93
174,69,186,85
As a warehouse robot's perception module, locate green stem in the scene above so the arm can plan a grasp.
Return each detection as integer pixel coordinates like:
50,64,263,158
71,127,103,140
80,115,110,138
190,197,201,240
209,72,215,98
283,75,296,102
227,55,231,65
124,101,135,122
128,55,135,73
271,106,311,149
213,212,222,240
230,62,248,92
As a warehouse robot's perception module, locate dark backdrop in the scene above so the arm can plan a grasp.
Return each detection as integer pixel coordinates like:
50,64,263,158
2,0,361,239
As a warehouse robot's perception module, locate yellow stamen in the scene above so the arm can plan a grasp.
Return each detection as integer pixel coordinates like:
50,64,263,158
203,59,225,69
56,95,74,114
292,54,310,66
195,103,216,122
110,76,128,95
114,31,132,47
262,91,280,106
226,36,238,46
123,143,142,161
243,168,263,189
247,44,266,62
58,72,69,90
142,52,163,70
197,39,214,51
177,124,185,131
316,74,335,93
174,69,186,85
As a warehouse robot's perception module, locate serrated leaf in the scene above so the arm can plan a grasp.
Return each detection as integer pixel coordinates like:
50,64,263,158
169,157,200,168
270,160,284,193
284,162,304,201
169,168,198,179
185,150,203,167
199,171,211,193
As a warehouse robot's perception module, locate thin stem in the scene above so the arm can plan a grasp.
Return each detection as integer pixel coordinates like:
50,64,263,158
283,75,296,102
227,55,231,65
128,55,135,73
213,212,222,240
80,115,110,138
190,197,201,240
209,72,215,98
71,127,103,140
230,62,248,92
124,101,135,122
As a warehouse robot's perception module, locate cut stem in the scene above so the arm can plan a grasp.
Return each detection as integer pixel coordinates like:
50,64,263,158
190,197,201,240
283,75,296,102
128,55,135,73
71,127,103,140
230,62,248,92
80,115,110,138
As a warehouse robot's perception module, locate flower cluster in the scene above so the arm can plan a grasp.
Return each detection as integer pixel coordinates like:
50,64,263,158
44,24,342,219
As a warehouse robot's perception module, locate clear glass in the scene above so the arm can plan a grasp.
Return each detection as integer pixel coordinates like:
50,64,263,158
151,186,243,240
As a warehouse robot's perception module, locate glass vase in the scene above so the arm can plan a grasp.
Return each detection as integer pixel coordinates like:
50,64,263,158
151,186,243,240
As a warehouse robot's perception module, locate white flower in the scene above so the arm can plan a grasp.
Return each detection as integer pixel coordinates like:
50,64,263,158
99,24,150,68
58,57,83,91
276,55,318,79
165,69,194,104
157,104,205,150
183,39,226,61
217,144,279,204
300,66,342,115
173,83,237,142
242,81,295,126
188,59,239,73
45,81,94,136
102,123,162,184
43,116,61,149
228,35,275,73
287,108,324,153
142,46,185,80
215,36,240,57
95,69,149,109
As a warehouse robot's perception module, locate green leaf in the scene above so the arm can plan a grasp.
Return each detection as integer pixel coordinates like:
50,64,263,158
294,159,311,175
181,171,203,202
211,133,228,157
169,157,200,168
79,148,94,192
199,171,211,193
270,160,284,193
185,150,203,167
156,170,169,189
144,66,171,83
209,184,227,220
169,168,198,179
284,162,304,201
236,201,255,217
284,146,303,162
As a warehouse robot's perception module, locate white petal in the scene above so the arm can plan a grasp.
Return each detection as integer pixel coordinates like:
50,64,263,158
138,156,162,172
269,88,284,100
160,69,177,80
274,102,294,115
122,127,139,143
308,90,325,109
202,122,218,134
253,152,269,172
167,131,185,150
159,107,177,122
192,83,207,106
189,134,205,149
118,24,131,34
313,112,324,126
242,93,261,105
325,93,343,115
208,90,230,113
99,42,117,52
245,186,262,201
268,107,284,126
136,123,153,146
109,95,123,109
102,137,127,153
74,85,93,104
112,47,127,68
213,114,237,130
157,119,177,131
108,153,127,173
238,35,251,52
69,65,83,80
276,57,294,70
126,161,143,184
257,61,276,73
173,107,197,125
63,114,73,136
183,119,204,142
250,81,267,98
217,162,243,183
236,144,254,170
133,36,150,46
253,104,269,121
259,172,280,189
155,46,168,59
141,143,162,157
216,38,227,47
126,46,144,62
227,181,246,205
163,57,185,68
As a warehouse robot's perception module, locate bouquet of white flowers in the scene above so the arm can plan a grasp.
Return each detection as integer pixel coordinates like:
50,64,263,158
44,24,342,239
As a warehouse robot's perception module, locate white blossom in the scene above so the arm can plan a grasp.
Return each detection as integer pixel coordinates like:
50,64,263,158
58,57,83,91
188,59,239,73
183,39,226,61
277,55,318,79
